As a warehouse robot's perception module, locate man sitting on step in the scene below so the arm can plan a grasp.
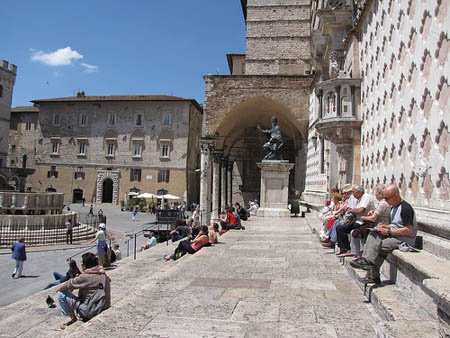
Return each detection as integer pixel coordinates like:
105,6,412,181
350,184,417,284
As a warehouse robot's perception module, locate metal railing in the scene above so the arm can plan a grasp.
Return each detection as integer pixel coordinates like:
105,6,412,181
0,213,100,248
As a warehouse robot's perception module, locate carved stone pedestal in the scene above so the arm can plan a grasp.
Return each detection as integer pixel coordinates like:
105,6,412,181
256,160,294,218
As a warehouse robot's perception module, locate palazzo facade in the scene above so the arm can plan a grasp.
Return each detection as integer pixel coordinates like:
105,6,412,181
14,95,202,205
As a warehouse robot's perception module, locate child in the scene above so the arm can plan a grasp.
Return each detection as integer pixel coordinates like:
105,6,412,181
113,244,122,260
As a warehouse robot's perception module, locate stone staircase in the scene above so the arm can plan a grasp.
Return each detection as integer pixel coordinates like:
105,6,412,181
304,211,450,337
0,223,97,247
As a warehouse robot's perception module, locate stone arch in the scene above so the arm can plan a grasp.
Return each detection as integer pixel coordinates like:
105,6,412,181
96,170,120,204
212,96,308,204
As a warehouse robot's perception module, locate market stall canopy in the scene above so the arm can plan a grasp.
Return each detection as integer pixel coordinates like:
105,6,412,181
128,192,139,196
137,193,156,199
157,194,180,200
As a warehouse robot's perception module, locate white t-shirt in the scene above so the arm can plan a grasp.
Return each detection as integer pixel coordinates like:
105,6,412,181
354,193,374,219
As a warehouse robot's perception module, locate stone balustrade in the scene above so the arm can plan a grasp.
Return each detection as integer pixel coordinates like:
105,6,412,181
0,191,64,211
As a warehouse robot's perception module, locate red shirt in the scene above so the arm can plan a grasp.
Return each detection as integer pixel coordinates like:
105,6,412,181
227,212,236,226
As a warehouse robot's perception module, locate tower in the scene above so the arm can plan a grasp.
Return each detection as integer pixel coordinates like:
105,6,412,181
0,60,17,167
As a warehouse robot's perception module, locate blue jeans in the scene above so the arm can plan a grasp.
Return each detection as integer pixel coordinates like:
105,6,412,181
43,272,65,290
330,220,340,243
57,291,79,316
171,232,182,242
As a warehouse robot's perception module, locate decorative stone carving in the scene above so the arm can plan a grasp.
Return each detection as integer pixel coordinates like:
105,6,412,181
96,170,120,204
329,51,340,79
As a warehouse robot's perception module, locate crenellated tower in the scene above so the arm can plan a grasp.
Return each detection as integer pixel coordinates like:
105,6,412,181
0,60,17,167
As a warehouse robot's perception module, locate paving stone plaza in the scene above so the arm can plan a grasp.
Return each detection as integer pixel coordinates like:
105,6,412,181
0,216,412,338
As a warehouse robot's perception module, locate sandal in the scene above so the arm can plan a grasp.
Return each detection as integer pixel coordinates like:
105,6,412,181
61,318,77,330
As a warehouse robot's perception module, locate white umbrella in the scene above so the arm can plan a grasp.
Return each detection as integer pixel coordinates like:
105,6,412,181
128,192,139,196
137,193,156,199
161,194,180,200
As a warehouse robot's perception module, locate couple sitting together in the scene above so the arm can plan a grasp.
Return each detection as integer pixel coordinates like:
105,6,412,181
164,223,219,261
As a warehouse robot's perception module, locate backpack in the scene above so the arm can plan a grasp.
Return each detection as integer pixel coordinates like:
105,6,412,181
76,274,108,320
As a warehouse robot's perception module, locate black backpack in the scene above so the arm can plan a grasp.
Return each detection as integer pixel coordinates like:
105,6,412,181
77,274,108,320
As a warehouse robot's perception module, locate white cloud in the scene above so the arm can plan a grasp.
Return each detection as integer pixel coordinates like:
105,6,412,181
81,62,99,73
31,47,83,66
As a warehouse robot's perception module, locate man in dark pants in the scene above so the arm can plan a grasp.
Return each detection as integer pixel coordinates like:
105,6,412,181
350,184,417,284
336,185,374,256
66,220,73,244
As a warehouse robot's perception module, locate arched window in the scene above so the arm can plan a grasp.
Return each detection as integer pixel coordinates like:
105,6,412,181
326,91,336,115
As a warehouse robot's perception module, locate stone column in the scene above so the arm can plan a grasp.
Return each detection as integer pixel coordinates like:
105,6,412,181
211,154,220,221
199,139,212,225
221,157,228,209
227,161,233,206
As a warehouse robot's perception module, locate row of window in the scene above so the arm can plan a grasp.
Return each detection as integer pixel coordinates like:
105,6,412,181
46,166,170,183
50,139,171,159
51,112,172,127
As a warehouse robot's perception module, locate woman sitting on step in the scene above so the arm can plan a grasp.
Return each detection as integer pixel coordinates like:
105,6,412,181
164,225,210,261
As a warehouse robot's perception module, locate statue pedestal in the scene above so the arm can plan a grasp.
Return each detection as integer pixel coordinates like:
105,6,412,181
256,160,294,218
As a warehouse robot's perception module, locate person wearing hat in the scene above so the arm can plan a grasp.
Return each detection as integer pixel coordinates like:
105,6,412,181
88,223,110,267
322,184,357,248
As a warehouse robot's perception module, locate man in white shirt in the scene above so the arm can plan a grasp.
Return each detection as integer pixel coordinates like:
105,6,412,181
336,185,374,255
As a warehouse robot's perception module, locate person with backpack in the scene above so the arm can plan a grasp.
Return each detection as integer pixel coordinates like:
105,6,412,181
56,252,111,329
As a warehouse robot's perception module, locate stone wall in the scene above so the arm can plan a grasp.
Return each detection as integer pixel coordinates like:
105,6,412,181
203,75,311,136
358,0,450,213
245,1,311,75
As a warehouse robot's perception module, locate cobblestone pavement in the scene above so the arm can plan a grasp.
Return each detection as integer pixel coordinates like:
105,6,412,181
0,203,163,307
0,216,382,337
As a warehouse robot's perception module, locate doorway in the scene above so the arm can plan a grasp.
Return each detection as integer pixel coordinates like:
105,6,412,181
72,188,83,203
102,179,113,203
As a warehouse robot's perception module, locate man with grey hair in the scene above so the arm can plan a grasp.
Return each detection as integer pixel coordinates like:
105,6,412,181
350,184,417,284
350,184,391,260
336,185,374,256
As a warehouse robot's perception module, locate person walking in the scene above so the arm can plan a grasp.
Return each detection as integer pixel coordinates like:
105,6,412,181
11,237,27,279
66,220,73,244
132,207,137,222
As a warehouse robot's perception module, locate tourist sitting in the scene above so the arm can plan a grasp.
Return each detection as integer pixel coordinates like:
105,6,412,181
43,259,81,290
113,244,122,261
170,219,191,242
350,184,417,284
335,185,374,256
322,184,355,248
140,232,157,251
209,223,219,244
233,207,245,230
235,202,248,221
350,184,390,260
319,192,342,241
164,225,209,260
56,252,111,329
248,201,258,216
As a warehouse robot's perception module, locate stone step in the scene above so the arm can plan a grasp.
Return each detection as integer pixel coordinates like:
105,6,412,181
0,238,181,337
305,210,443,337
420,230,450,261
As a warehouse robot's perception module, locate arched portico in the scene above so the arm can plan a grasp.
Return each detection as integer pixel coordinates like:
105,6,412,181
200,74,312,223
215,97,306,203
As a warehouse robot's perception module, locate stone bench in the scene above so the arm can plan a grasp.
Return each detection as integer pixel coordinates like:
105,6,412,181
304,209,448,336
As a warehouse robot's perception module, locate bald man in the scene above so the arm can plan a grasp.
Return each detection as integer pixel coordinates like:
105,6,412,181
350,184,417,284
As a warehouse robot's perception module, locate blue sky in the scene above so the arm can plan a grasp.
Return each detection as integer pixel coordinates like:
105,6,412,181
1,1,246,107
